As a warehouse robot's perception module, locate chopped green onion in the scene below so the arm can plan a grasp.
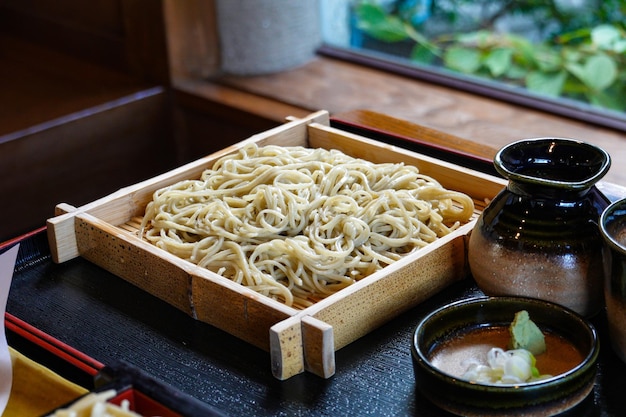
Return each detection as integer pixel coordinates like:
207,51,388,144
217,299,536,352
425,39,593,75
462,347,552,385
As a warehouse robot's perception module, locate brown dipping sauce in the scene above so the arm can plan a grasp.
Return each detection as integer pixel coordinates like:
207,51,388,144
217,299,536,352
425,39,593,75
429,326,584,380
608,222,626,247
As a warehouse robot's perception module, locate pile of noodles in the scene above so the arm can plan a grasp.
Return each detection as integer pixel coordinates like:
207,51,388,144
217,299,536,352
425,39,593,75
140,143,474,307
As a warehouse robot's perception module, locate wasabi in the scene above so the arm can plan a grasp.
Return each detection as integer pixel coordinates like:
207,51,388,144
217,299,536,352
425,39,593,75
508,310,546,355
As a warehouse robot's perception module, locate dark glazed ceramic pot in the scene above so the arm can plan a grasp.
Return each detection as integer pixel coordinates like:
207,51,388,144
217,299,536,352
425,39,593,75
468,138,611,317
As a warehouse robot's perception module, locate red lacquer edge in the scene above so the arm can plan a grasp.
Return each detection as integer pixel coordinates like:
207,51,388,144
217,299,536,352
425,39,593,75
2,227,104,377
0,226,47,249
5,312,104,376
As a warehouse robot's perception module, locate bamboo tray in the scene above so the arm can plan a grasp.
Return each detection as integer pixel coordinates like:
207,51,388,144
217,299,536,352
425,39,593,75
46,110,505,380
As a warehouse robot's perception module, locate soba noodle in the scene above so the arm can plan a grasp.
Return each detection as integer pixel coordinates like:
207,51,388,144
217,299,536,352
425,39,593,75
140,143,474,307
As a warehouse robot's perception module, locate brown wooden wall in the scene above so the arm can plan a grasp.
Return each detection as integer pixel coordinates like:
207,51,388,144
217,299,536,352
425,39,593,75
0,0,281,242
0,0,170,83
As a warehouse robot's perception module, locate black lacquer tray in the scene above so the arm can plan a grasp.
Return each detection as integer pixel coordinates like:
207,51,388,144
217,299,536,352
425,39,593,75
5,119,626,416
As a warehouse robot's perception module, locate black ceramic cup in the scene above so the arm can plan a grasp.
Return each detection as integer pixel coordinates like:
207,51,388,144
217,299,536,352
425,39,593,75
600,197,626,364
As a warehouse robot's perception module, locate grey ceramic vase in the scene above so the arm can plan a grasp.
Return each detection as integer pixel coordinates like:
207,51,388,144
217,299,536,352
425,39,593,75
216,0,321,76
468,138,611,317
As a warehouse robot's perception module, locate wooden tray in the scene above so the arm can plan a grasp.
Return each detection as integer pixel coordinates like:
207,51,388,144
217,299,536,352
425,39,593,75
46,111,505,380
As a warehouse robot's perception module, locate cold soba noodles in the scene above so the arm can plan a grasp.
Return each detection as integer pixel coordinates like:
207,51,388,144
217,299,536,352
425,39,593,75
140,144,474,307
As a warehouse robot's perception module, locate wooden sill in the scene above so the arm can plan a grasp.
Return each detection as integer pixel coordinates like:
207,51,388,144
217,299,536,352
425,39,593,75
176,55,626,186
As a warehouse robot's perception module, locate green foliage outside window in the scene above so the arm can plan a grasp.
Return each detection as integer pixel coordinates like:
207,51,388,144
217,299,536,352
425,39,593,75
353,0,626,112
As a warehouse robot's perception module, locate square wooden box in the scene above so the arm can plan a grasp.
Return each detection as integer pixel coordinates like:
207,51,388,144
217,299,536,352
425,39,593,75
46,111,505,380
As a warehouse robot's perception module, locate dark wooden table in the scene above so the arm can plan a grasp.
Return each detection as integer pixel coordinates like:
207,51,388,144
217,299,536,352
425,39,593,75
4,112,626,416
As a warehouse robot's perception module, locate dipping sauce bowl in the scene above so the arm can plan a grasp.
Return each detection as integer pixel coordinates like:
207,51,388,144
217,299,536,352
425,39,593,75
411,296,599,416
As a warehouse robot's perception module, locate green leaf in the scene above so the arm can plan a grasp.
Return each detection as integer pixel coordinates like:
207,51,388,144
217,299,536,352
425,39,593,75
562,48,582,64
565,62,587,85
505,64,528,80
586,55,617,90
507,34,536,66
567,54,617,91
354,3,386,25
561,75,588,95
525,71,567,97
484,48,513,77
355,4,409,42
613,39,626,53
588,89,626,111
591,25,621,49
444,47,482,73
533,48,563,72
456,30,492,48
410,44,437,64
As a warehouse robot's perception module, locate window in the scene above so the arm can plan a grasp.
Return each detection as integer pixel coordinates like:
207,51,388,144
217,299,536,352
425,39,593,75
320,0,626,132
